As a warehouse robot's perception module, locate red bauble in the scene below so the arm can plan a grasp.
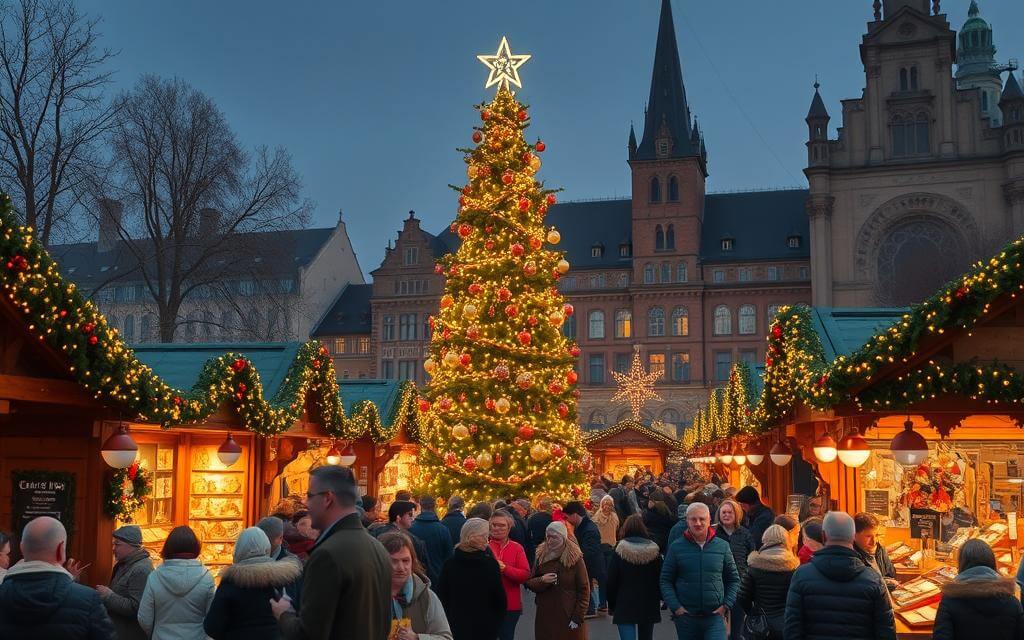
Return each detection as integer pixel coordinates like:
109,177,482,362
518,198,530,212
418,398,431,412
458,195,466,207
546,193,557,205
955,286,970,299
535,140,546,152
439,397,453,411
494,453,502,465
504,304,519,317
468,424,477,433
81,322,95,334
548,382,564,394
517,424,535,439
566,370,578,385
88,335,98,346
462,185,472,195
485,398,496,411
485,240,495,250
472,131,483,143
230,358,246,372
442,328,451,340
428,315,436,329
529,236,542,250
484,225,493,233
517,330,532,346
312,359,321,369
468,282,483,295
459,353,471,367
457,223,472,238
510,243,525,257
501,171,514,185
493,364,510,381
572,389,581,398
771,325,782,339
444,452,457,466
466,325,481,340
481,109,491,120
552,444,565,458
521,152,532,163
571,486,581,497
497,287,512,301
237,383,248,393
448,265,460,276
518,109,528,121
463,457,477,472
557,403,569,418
6,255,28,271
173,396,183,406
766,357,774,368
59,310,67,318
563,303,574,317
569,345,581,357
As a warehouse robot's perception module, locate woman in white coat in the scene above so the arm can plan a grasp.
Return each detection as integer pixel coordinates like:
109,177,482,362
138,526,215,639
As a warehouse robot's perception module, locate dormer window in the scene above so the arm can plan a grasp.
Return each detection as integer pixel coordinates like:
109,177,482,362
721,238,734,252
591,243,604,258
619,243,631,257
787,235,802,249
656,139,670,157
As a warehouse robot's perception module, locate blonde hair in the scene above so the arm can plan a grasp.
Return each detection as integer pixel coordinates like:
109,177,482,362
716,498,743,525
458,517,490,551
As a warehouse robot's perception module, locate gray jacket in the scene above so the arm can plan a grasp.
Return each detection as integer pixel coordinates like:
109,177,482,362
103,548,153,640
137,559,215,640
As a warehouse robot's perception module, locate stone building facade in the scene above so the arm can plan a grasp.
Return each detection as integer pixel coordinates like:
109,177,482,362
806,0,1024,307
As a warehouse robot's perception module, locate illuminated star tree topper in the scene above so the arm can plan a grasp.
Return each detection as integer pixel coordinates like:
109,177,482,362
477,36,531,92
611,345,663,420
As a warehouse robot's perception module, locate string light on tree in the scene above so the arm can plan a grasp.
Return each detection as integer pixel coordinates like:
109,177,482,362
610,345,663,420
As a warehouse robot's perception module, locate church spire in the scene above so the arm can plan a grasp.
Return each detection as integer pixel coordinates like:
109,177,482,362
634,0,702,168
628,122,637,160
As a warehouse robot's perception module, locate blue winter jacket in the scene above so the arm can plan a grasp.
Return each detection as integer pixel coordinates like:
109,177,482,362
409,511,453,586
0,561,116,639
659,527,739,615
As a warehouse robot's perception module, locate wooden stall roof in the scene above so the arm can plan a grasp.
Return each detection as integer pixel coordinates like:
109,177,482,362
585,420,683,450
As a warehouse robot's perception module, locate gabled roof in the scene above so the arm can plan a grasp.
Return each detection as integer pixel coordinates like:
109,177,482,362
1001,72,1024,103
810,307,908,362
311,283,373,337
634,0,701,164
133,342,302,398
700,189,810,263
583,419,683,450
338,379,404,419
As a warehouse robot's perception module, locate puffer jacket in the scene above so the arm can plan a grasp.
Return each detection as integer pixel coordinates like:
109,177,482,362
933,565,1022,640
104,548,153,640
783,545,896,640
137,558,215,639
204,556,303,640
659,526,739,615
606,536,662,625
0,560,116,639
736,544,800,636
714,524,754,578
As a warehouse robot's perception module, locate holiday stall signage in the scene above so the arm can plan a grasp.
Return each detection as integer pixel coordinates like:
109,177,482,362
11,470,76,535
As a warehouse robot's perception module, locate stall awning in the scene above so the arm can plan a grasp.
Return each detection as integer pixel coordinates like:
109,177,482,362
134,342,302,398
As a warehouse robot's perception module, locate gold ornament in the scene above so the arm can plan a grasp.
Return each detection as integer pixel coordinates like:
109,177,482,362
530,442,550,461
423,358,437,374
548,311,565,326
547,229,560,245
476,451,493,470
452,424,470,439
495,397,511,414
556,259,570,274
468,165,479,179
516,372,534,390
463,303,479,319
529,155,541,172
443,351,460,367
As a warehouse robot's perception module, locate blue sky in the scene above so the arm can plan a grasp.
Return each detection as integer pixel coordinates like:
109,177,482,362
77,1,1024,277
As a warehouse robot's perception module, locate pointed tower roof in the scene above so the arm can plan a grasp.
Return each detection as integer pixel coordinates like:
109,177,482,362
1001,72,1024,103
628,123,638,160
807,81,829,119
635,0,700,163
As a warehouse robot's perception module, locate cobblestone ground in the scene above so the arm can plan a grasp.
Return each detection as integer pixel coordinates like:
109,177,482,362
515,595,679,639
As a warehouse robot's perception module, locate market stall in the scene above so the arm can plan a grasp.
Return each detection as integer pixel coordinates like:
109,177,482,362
583,419,681,479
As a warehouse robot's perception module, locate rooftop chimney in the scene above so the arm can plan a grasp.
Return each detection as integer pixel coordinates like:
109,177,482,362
198,208,221,238
97,198,123,253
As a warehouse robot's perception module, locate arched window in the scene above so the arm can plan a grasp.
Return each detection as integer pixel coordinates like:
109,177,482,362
677,262,687,282
648,307,665,337
122,315,135,342
910,66,918,90
713,305,732,335
671,307,689,336
643,263,654,284
738,304,756,335
666,224,675,249
141,314,155,343
668,176,679,202
650,176,661,203
655,225,665,250
615,309,632,338
899,68,908,91
588,310,605,339
660,262,671,283
767,304,782,325
660,408,680,426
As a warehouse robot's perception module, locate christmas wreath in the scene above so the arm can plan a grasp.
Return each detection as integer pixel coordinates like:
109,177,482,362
103,462,152,521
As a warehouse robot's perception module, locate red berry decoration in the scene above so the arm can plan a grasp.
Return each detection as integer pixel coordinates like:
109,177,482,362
501,171,514,185
535,140,546,152
81,322,95,334
518,109,528,121
529,236,542,250
497,287,512,301
463,457,477,472
231,358,247,372
493,364,510,380
439,397,453,411
517,330,532,346
528,315,538,326
569,345,581,357
548,381,564,394
418,398,431,412
459,353,471,367
484,225,493,233
518,198,530,212
457,223,472,238
485,398,496,411
472,130,483,143
766,357,774,368
771,325,782,339
6,255,28,271
546,193,557,205
563,303,574,317
88,335,98,346
466,325,481,340
485,240,495,250
510,243,525,257
558,403,569,418
237,383,248,394
517,424,535,439
444,452,457,466
504,304,518,317
468,282,484,295
481,109,491,120
566,370,578,385
59,310,67,318
173,396,183,406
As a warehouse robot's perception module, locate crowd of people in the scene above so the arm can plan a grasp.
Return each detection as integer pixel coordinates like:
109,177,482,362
1,466,1024,639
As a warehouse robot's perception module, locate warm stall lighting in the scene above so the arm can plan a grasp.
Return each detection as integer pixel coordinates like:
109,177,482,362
770,439,792,466
731,445,746,466
837,430,871,467
746,443,765,466
719,450,734,465
813,433,838,463
217,433,243,467
101,424,138,469
326,442,342,466
339,443,357,467
891,419,929,466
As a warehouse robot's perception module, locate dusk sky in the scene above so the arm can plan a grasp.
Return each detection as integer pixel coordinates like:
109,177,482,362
77,1,1024,277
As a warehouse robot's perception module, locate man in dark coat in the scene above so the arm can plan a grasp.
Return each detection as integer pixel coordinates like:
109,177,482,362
853,512,898,590
371,500,430,575
736,486,775,550
526,496,553,565
258,516,305,610
563,500,605,618
608,479,635,524
440,495,466,547
784,511,897,640
98,525,153,640
408,495,452,587
0,516,116,639
272,465,392,640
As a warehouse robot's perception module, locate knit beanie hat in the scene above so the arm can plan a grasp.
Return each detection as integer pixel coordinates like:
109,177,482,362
546,520,568,539
760,524,789,549
233,526,272,563
113,525,143,547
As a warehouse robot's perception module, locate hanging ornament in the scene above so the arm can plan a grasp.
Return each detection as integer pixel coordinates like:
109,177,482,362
444,452,457,466
504,304,519,317
476,452,493,470
485,398,496,411
231,358,247,372
546,193,557,205
440,295,454,309
463,456,477,472
535,139,546,152
502,170,514,185
497,287,512,301
495,397,511,414
467,165,479,179
494,453,502,465
516,372,534,389
418,398,431,412
529,236,543,250
556,259,570,274
81,322,95,334
438,397,453,411
548,381,564,394
530,443,550,461
547,229,561,245
457,223,473,238
493,363,510,380
551,444,566,458
88,335,99,346
569,345,581,357
5,255,28,272
771,325,782,339
452,424,470,439
517,330,532,346
424,358,438,375
466,325,481,340
518,198,530,212
529,156,541,172
443,351,460,367
510,243,525,257
558,403,569,418
468,424,478,434
523,262,538,276
548,311,564,326
481,109,491,120
955,286,970,300
459,353,471,367
518,109,528,121
463,303,479,319
518,423,535,439
485,240,495,250
468,282,484,295
472,131,483,143
563,303,574,317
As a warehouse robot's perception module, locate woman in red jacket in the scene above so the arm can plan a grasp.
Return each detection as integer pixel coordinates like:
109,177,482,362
488,510,531,640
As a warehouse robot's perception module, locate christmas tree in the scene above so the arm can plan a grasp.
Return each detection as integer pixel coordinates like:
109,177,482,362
417,38,588,503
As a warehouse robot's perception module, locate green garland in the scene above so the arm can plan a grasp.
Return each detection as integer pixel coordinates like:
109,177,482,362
853,359,1024,411
103,462,152,521
0,193,420,442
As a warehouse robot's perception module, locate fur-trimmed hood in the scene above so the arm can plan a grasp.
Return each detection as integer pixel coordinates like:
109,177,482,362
747,544,800,572
535,537,583,568
615,537,660,565
942,567,1017,599
219,556,302,589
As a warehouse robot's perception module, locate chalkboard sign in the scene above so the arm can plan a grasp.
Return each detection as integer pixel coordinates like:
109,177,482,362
909,508,940,540
864,489,891,519
11,470,76,535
